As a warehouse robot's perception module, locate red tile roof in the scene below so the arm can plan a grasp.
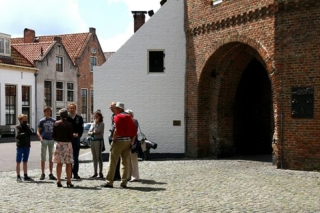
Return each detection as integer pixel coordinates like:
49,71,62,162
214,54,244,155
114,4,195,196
11,47,34,67
12,32,91,65
0,48,34,68
12,42,54,65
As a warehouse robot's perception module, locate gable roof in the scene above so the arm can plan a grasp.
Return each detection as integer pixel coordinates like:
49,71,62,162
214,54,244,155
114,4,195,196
12,42,54,65
0,47,34,68
12,32,91,65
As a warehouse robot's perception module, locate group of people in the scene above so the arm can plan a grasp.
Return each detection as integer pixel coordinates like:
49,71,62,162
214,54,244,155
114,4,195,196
16,103,83,187
15,101,140,188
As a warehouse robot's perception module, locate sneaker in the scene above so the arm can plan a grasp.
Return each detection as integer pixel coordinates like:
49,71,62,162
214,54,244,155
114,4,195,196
17,176,23,182
24,176,33,181
49,174,57,180
40,174,45,180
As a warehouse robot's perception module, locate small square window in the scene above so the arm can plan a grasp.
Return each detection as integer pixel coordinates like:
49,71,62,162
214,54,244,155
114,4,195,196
149,51,165,73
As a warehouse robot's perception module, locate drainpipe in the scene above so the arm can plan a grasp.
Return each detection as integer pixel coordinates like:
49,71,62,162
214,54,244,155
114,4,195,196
280,110,283,169
185,109,188,158
34,72,38,131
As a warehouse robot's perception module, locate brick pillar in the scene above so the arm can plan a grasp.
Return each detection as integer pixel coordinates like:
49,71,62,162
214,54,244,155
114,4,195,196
131,11,147,33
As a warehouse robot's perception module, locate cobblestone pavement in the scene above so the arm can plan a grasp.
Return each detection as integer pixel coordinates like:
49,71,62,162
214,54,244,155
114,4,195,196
1,157,319,213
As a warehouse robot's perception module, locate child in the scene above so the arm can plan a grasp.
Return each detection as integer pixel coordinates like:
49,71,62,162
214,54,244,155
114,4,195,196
15,114,33,182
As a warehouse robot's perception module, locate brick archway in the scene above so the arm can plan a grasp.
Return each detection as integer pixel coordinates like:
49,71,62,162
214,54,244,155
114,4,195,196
186,34,281,159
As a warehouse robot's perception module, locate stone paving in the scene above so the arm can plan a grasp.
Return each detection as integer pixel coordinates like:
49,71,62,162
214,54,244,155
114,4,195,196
0,156,319,213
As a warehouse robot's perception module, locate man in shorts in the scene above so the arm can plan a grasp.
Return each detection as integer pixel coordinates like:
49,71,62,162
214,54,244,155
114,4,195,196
16,114,34,182
37,106,56,180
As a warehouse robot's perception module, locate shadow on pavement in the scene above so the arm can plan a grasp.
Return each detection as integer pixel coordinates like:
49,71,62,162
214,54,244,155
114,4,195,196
139,179,167,185
66,186,102,190
127,186,166,192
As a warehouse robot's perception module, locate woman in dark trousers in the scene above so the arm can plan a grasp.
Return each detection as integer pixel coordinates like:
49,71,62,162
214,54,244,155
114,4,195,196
88,111,105,178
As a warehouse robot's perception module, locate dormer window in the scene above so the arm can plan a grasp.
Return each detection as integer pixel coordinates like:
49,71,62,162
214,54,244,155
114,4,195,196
0,33,11,56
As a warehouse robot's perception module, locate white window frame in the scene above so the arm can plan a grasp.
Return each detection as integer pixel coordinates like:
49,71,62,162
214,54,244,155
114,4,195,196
0,38,4,54
0,33,11,56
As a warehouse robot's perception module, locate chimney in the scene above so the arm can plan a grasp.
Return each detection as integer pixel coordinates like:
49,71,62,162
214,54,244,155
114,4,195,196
131,11,147,33
89,27,96,34
54,36,62,43
160,0,167,6
24,28,35,43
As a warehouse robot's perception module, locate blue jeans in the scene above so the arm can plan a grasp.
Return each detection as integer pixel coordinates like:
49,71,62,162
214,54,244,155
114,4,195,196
72,137,80,176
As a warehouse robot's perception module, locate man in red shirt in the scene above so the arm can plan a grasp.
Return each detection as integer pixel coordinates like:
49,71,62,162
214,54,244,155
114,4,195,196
103,102,136,188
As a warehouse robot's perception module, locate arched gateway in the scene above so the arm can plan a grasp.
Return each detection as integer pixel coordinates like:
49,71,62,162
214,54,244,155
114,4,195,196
185,0,320,170
186,37,279,161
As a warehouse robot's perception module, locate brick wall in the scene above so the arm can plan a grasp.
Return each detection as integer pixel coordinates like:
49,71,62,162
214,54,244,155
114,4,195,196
77,34,106,122
185,0,320,170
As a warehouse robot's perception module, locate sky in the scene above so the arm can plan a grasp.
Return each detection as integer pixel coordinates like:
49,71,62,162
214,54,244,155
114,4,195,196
0,0,161,52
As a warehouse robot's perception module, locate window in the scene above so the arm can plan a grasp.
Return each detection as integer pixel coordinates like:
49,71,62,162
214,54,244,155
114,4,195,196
56,82,63,101
0,38,4,54
44,81,52,107
5,85,16,125
90,89,94,115
67,83,74,102
5,39,10,54
81,89,88,122
90,57,97,71
0,34,11,56
56,108,61,120
22,86,31,124
149,51,165,72
56,56,63,72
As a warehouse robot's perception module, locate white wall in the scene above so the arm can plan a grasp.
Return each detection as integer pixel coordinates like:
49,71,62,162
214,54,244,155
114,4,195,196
94,0,186,154
0,67,36,130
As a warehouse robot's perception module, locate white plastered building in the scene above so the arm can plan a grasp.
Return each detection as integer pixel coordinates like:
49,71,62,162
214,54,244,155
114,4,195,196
94,0,186,156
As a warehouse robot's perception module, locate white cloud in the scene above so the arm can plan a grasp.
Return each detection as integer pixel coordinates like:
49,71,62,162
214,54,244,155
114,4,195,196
101,0,161,52
0,0,161,52
100,20,134,52
0,0,87,36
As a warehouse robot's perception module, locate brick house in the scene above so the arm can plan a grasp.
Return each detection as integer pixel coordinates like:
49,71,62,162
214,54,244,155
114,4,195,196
186,0,320,170
12,28,106,123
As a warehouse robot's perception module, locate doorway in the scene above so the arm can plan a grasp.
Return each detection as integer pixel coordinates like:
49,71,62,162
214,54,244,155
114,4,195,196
233,58,273,155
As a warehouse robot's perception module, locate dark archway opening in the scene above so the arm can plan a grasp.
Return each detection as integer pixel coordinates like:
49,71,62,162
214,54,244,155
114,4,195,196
234,58,273,155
